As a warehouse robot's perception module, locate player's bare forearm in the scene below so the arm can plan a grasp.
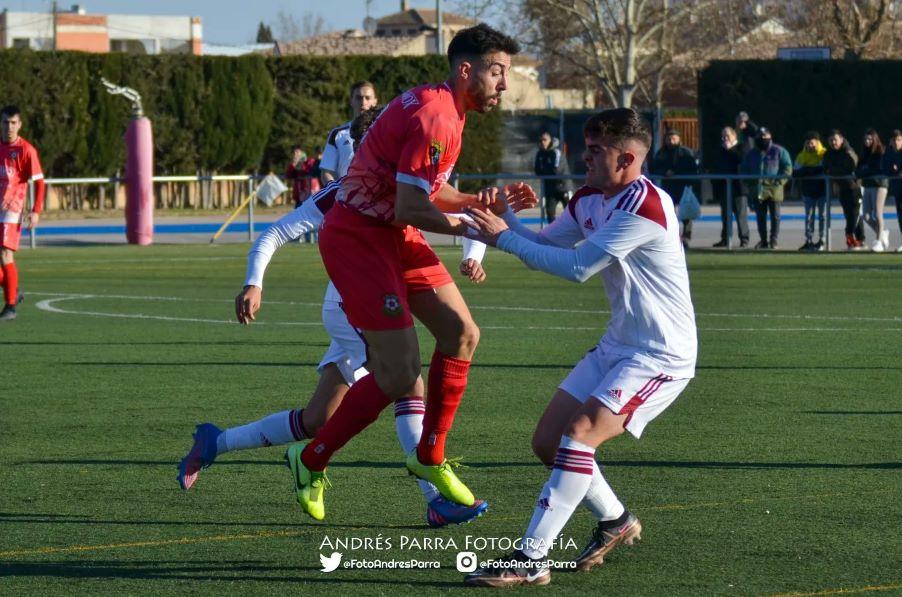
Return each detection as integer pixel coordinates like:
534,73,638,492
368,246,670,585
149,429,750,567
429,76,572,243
395,182,467,235
432,183,478,212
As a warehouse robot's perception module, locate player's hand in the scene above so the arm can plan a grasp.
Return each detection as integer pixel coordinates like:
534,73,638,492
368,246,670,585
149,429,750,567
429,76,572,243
474,186,500,211
235,285,262,325
459,258,486,284
27,212,40,230
463,207,509,247
502,182,538,213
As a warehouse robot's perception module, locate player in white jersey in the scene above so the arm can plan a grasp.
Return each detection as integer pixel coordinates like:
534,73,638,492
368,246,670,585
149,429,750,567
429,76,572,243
177,108,490,527
320,80,377,183
462,108,697,587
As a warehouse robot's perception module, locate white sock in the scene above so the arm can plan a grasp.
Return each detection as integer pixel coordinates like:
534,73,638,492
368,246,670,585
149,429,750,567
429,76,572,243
522,436,596,559
581,461,625,521
394,398,440,502
216,409,304,454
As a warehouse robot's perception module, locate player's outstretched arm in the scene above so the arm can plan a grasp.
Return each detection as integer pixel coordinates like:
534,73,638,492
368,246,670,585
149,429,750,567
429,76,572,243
238,201,325,324
465,208,613,283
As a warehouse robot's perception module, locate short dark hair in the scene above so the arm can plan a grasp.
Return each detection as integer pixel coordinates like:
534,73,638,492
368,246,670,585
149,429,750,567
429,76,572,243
582,108,651,149
804,130,820,141
0,105,21,119
350,80,375,96
350,106,383,149
447,23,520,67
891,129,902,138
291,145,303,152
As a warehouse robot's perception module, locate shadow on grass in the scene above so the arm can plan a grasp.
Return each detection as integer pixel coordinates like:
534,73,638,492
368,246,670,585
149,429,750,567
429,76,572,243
0,560,457,587
17,458,901,471
0,513,425,530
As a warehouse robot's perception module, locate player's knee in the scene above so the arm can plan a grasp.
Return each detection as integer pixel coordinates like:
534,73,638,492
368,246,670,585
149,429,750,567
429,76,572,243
457,318,480,354
0,249,12,264
373,359,420,398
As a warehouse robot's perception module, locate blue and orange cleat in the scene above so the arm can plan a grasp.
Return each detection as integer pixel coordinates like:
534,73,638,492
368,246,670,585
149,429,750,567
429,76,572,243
426,496,488,528
177,423,221,490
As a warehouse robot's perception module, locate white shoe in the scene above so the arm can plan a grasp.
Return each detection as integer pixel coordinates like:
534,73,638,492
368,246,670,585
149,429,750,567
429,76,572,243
897,245,902,253
871,239,885,252
880,229,890,247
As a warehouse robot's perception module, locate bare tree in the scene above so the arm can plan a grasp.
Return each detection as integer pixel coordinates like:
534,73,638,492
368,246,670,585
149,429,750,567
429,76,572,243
272,10,330,42
522,0,714,108
829,0,891,58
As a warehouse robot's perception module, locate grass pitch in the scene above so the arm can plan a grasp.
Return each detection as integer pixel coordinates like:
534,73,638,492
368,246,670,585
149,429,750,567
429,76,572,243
1,244,900,596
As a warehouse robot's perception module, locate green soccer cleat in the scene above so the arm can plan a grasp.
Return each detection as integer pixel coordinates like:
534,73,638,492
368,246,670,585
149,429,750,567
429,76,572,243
405,449,475,507
285,444,330,521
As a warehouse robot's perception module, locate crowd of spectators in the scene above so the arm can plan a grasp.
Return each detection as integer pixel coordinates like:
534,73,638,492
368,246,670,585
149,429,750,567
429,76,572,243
706,113,902,252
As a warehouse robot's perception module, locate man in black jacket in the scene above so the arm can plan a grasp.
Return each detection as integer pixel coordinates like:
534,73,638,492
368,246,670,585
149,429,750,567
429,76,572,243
712,126,749,247
823,130,865,250
534,132,571,222
651,129,698,247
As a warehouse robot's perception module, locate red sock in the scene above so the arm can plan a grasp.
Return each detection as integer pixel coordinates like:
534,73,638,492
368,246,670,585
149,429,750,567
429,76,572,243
301,373,393,471
417,351,471,465
1,262,17,306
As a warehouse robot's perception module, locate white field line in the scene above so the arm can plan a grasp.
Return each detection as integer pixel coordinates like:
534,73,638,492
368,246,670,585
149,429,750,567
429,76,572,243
32,296,900,332
28,291,902,324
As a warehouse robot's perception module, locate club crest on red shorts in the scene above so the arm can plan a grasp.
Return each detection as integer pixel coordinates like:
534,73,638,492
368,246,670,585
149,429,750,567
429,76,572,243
382,293,403,317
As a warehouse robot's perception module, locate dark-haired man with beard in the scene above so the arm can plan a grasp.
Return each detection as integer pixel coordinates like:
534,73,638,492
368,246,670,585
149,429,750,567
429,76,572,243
283,23,538,522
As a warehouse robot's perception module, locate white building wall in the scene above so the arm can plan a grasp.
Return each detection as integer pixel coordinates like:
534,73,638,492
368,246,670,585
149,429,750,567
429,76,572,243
3,12,54,49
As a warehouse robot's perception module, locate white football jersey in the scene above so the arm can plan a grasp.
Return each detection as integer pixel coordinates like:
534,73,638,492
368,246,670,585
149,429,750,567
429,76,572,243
320,122,354,178
539,176,697,378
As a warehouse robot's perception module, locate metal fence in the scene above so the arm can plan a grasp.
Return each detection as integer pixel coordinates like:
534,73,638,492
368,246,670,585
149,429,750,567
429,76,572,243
24,172,899,251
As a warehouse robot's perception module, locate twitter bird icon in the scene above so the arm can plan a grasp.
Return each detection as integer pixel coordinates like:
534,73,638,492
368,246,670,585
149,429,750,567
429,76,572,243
320,551,342,573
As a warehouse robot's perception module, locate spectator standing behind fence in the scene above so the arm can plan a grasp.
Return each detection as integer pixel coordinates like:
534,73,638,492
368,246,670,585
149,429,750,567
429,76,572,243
793,131,827,252
823,130,865,250
883,129,902,252
858,128,889,252
286,146,318,207
735,111,760,153
740,128,791,250
533,131,571,222
651,129,698,248
712,126,749,248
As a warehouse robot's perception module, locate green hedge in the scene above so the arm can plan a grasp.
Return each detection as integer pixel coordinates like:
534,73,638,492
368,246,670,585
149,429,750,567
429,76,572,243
0,50,502,182
698,60,902,169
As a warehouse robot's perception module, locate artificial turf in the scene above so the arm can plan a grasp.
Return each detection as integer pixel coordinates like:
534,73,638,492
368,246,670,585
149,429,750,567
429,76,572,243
1,244,900,595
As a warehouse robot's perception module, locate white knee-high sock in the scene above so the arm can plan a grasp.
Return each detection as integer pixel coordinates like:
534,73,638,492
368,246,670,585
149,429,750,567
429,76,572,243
394,398,439,502
581,461,625,521
522,436,596,559
216,409,305,454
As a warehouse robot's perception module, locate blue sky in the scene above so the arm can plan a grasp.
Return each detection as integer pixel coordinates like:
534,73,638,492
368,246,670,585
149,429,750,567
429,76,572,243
2,0,445,45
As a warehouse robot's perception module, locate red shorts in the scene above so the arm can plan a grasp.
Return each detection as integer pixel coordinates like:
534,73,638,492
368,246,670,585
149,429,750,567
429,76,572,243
0,223,22,251
319,202,453,330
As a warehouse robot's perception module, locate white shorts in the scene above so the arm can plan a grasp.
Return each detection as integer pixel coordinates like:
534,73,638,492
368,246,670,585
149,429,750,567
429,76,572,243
559,344,690,438
317,300,369,386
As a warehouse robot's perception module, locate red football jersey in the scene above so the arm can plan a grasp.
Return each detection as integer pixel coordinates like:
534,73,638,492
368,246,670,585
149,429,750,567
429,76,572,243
0,137,43,214
339,83,465,222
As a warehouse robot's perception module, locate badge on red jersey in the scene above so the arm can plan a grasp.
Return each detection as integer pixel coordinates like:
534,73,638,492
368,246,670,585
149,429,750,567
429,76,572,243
8,150,17,160
382,293,403,317
429,139,444,165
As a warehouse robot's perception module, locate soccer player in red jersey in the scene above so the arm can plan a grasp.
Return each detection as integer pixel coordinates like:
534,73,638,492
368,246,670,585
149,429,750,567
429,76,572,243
0,106,45,321
284,23,534,520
